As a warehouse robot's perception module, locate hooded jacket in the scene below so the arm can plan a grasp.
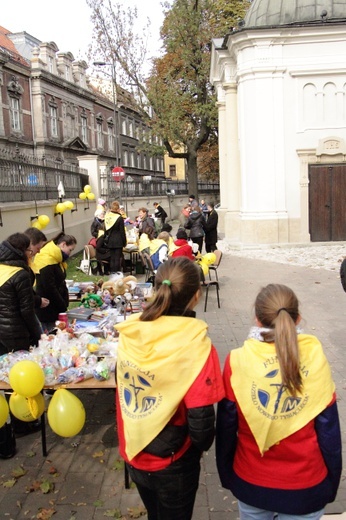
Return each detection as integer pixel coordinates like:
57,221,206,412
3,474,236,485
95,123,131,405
0,241,42,353
34,241,69,324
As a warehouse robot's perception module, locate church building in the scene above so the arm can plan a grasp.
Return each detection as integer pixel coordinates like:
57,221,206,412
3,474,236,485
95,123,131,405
210,0,346,244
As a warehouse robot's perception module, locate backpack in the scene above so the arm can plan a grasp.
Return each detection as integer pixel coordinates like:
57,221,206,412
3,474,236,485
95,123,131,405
340,258,346,292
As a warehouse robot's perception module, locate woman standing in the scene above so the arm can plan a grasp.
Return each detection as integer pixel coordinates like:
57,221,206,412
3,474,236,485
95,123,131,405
34,233,76,332
216,283,342,520
115,257,224,520
103,200,127,274
184,205,205,253
0,233,42,354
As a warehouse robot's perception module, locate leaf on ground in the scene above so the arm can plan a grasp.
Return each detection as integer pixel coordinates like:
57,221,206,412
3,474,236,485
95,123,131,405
112,460,124,471
127,506,147,518
103,509,122,518
26,450,36,457
48,466,58,475
93,499,104,507
40,480,54,494
3,478,17,488
11,466,27,478
92,450,104,458
29,480,42,492
16,500,22,509
36,507,56,519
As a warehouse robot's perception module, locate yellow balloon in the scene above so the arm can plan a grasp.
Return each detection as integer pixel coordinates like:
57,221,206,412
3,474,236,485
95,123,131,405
79,192,87,200
9,360,45,398
32,221,43,230
0,394,9,428
64,200,74,210
37,214,50,227
47,389,86,438
202,253,216,266
87,192,95,201
83,184,91,193
9,393,45,422
199,261,209,276
55,203,66,214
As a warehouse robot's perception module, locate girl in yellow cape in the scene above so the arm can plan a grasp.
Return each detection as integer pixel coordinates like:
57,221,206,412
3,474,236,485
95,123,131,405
115,256,225,520
216,283,342,520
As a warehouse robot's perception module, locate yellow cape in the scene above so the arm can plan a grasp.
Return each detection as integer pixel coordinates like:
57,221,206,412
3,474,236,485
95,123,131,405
32,241,66,272
0,266,22,288
116,314,211,460
231,334,335,454
104,212,120,231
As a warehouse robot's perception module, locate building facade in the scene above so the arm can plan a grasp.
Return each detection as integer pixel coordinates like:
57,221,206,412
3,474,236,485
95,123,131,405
210,0,346,245
0,27,164,192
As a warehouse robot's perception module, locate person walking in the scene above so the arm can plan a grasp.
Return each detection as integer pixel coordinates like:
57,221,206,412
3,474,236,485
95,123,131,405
103,200,127,274
153,202,167,225
204,202,218,253
216,283,342,520
115,257,225,520
184,205,205,253
34,233,77,332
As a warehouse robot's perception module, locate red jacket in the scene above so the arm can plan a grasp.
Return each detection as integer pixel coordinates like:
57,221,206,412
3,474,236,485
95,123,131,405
172,239,195,261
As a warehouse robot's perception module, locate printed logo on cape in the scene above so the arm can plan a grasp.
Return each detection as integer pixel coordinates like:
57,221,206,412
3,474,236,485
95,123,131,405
252,369,309,420
118,362,162,419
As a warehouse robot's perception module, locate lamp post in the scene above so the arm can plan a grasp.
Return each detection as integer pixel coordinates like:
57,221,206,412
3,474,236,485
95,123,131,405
93,61,124,206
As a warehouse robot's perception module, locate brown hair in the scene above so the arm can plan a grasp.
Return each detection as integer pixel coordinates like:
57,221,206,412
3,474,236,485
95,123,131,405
140,257,201,321
157,231,170,243
110,200,120,212
138,207,148,214
53,233,77,246
255,284,302,396
24,227,47,245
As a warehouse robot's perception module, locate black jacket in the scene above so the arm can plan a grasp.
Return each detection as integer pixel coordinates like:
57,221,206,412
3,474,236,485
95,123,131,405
0,241,42,353
105,212,127,249
184,211,205,238
204,209,218,245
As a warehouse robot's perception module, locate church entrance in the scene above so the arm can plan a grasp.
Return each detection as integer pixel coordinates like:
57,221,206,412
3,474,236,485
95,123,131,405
309,164,346,242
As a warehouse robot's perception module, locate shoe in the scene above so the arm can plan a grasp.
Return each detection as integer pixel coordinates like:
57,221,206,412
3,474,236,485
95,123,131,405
13,420,41,437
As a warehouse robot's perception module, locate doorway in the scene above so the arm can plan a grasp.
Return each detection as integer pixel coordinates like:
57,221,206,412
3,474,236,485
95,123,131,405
309,164,346,241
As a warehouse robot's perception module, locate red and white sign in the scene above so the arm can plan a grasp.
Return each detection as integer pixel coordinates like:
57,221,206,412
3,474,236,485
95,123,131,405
111,166,125,181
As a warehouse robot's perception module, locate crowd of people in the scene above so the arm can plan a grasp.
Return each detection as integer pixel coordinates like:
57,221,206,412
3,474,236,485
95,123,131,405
0,195,342,520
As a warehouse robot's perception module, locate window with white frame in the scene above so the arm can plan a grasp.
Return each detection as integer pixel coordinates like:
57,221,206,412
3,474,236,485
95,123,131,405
50,105,58,137
10,97,20,131
130,151,136,167
121,117,127,135
123,149,129,166
96,121,103,148
108,124,114,152
81,115,87,143
129,119,134,137
149,157,153,170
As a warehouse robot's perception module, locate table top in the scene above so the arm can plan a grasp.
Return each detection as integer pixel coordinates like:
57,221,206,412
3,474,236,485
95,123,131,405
0,372,116,391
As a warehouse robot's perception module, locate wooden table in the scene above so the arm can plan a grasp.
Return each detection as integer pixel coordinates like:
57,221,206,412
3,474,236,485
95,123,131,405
0,374,116,457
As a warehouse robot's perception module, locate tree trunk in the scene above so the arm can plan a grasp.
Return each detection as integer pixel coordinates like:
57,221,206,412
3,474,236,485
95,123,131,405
186,148,198,199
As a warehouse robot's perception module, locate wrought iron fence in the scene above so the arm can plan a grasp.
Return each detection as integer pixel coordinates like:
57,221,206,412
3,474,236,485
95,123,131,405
0,158,89,203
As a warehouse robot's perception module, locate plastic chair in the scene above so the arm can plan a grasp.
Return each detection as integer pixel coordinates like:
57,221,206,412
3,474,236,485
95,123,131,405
208,250,223,282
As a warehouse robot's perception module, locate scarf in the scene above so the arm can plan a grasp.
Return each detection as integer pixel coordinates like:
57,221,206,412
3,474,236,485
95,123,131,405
116,314,211,460
33,241,66,273
0,266,22,287
231,333,335,455
104,212,120,231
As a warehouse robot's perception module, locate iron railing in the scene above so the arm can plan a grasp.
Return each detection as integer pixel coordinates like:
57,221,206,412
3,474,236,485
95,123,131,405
0,158,89,203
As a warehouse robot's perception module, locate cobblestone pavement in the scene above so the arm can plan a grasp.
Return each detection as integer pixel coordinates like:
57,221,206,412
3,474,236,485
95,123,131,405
0,238,345,519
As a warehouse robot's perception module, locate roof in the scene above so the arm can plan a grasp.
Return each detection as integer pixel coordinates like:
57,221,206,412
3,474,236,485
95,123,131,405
244,0,346,28
0,26,30,67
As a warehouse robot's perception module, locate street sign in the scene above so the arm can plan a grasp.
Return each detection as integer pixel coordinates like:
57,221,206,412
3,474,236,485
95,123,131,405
111,166,125,181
